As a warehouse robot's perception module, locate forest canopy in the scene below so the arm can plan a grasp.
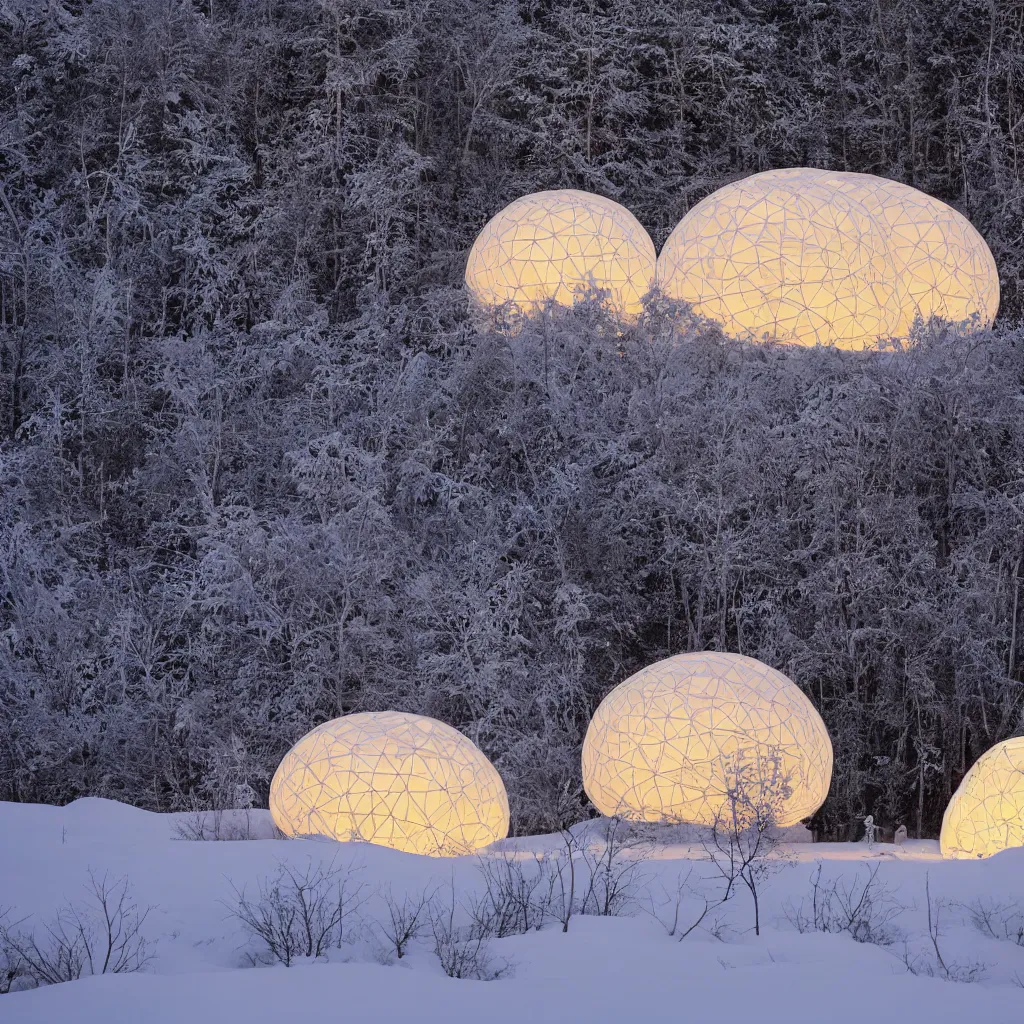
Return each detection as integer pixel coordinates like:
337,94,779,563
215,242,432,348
1,0,1022,839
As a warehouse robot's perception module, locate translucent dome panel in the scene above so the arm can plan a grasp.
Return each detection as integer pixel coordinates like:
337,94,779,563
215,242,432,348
270,711,509,857
465,189,657,317
582,651,833,828
656,168,999,350
941,737,1024,859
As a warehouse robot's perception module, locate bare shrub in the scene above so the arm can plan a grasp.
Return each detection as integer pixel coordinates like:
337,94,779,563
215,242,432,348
0,873,153,987
376,886,434,961
0,948,22,995
469,852,549,937
967,898,1024,947
899,874,986,983
702,751,791,936
0,908,25,994
644,869,718,941
171,814,211,842
172,808,276,841
577,817,652,918
430,888,512,980
468,836,641,940
547,831,581,933
229,858,367,966
468,820,654,937
784,864,905,946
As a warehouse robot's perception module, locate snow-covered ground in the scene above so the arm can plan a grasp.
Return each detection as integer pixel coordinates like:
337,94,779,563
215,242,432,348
1,798,1022,1022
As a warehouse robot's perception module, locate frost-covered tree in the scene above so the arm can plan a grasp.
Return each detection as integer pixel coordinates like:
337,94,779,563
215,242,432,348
0,0,1022,838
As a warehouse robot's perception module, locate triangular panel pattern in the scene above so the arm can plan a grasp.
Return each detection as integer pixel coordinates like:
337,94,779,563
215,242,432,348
465,189,657,317
269,711,509,857
657,168,1000,350
940,737,1024,859
582,652,833,828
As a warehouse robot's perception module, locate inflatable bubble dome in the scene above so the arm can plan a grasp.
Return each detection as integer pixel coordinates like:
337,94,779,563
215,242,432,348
270,711,509,857
657,168,999,350
582,651,833,828
465,189,656,317
941,737,1024,859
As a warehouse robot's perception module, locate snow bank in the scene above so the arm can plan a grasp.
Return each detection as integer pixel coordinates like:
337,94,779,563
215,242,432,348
1,799,1022,1023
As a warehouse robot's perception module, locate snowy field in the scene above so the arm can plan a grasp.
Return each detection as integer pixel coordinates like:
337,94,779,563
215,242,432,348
1,799,1023,1023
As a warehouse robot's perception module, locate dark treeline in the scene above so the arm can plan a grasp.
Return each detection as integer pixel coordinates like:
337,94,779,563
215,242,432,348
0,0,1022,838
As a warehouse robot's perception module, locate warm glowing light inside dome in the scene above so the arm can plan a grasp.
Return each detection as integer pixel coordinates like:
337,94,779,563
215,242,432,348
582,651,833,828
940,737,1024,859
269,711,509,857
465,189,656,317
657,168,999,350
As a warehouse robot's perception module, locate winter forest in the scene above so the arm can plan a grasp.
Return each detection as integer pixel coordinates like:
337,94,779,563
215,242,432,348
1,0,1023,842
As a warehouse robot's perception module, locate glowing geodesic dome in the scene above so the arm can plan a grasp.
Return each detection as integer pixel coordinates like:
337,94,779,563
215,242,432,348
940,737,1024,859
465,189,656,317
656,168,999,349
269,711,509,857
581,652,833,827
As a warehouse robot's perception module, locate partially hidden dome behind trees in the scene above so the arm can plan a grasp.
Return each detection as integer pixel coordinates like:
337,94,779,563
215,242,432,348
1,0,1024,841
465,190,656,317
656,169,1000,350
